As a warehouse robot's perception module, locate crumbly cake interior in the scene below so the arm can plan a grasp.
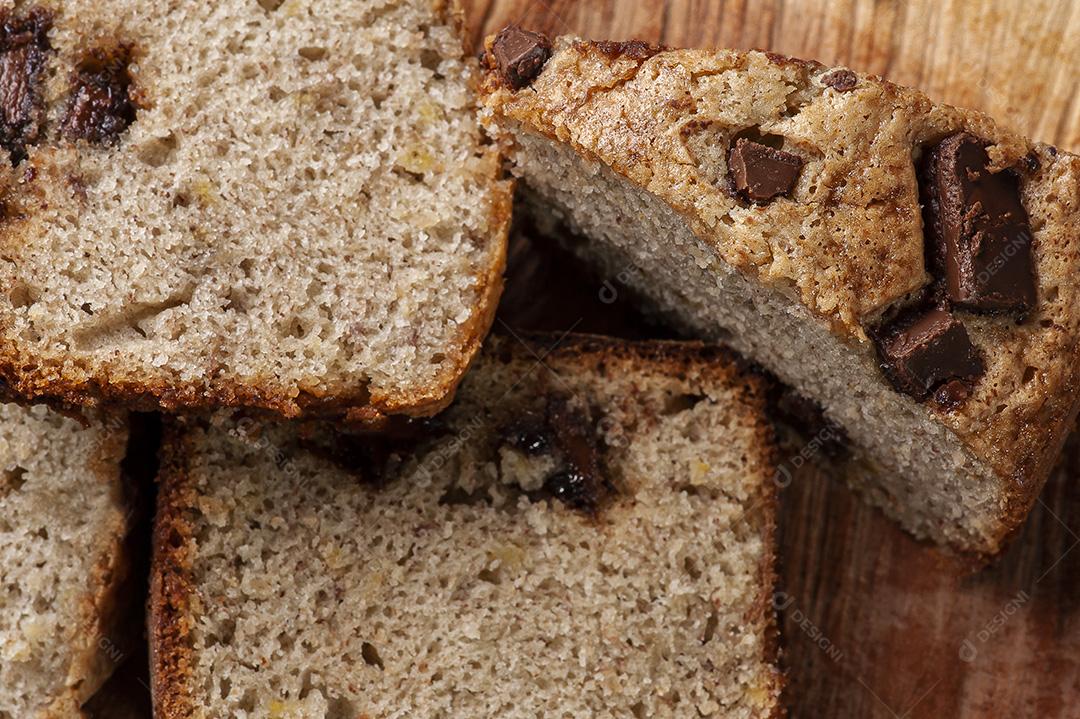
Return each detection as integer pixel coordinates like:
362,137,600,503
480,36,1080,555
157,340,781,719
0,404,128,718
0,0,507,414
511,131,1006,553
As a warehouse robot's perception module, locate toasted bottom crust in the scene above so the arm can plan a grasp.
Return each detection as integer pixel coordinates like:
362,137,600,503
0,171,511,424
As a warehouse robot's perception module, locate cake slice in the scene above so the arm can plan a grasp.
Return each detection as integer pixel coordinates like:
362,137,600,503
478,28,1080,557
150,334,782,718
0,404,132,718
0,0,510,420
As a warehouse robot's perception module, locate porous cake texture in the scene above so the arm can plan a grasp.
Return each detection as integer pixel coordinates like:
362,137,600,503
151,335,783,719
480,30,1080,556
0,0,510,419
0,404,130,718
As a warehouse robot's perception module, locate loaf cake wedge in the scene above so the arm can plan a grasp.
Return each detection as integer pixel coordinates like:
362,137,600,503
0,0,510,420
0,404,131,718
478,29,1080,557
150,334,782,718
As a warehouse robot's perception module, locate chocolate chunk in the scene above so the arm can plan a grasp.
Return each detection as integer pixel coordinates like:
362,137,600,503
61,46,137,144
874,306,984,402
0,7,53,165
821,69,858,92
492,25,551,90
729,138,803,203
504,411,550,455
920,132,1036,314
544,397,609,513
548,397,603,472
500,395,613,513
587,39,666,62
1022,152,1040,173
542,469,595,511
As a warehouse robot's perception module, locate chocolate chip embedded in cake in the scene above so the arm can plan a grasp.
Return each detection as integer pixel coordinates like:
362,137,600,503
0,6,53,165
820,68,858,92
504,411,551,455
921,132,1037,314
500,396,612,513
61,46,138,144
728,138,803,203
491,25,552,90
874,306,984,402
543,396,610,513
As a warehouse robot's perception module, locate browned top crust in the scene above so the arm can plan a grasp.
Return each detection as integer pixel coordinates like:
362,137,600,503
479,36,1080,525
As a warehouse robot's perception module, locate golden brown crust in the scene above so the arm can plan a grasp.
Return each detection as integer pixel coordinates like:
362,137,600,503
35,412,133,718
70,417,134,708
479,37,1080,557
148,420,199,719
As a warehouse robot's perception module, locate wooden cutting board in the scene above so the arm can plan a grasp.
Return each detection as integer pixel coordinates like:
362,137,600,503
463,0,1079,151
469,2,1080,717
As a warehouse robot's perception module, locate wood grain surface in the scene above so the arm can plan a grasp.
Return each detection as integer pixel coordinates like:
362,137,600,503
463,0,1080,152
473,1,1080,717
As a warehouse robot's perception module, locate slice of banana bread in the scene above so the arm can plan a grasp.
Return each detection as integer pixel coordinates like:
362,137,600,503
150,334,782,719
0,404,131,718
0,0,510,420
478,29,1080,557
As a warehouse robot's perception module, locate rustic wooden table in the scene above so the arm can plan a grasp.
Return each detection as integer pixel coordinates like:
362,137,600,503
471,1,1080,717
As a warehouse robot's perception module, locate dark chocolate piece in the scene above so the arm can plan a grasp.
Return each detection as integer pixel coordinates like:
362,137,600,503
921,132,1036,314
504,411,550,455
61,46,137,144
0,7,52,165
729,138,803,203
546,397,604,489
587,39,666,62
1022,152,1040,173
499,395,612,513
542,469,595,511
874,306,984,402
491,25,551,90
821,69,858,92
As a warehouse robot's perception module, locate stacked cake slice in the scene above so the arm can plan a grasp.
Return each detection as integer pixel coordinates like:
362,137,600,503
478,27,1080,556
150,336,783,718
0,405,131,717
0,0,510,420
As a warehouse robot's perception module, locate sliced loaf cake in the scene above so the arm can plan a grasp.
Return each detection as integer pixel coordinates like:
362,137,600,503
479,29,1080,556
0,404,131,718
0,0,510,419
150,335,782,718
